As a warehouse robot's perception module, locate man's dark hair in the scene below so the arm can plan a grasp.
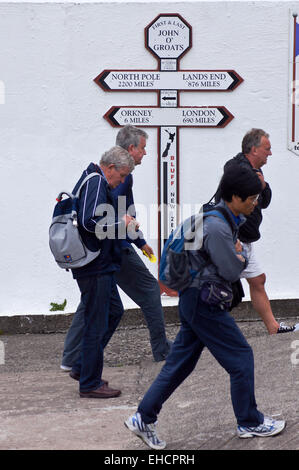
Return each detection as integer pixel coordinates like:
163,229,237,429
219,166,262,202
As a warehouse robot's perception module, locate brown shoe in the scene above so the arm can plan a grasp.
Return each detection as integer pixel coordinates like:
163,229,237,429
80,383,121,399
70,371,108,386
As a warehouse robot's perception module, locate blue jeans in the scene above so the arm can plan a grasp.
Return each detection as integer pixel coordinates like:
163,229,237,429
62,246,170,366
72,273,123,392
138,288,264,428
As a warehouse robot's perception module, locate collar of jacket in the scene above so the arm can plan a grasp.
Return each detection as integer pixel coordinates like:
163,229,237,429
234,152,264,175
216,199,247,229
85,162,108,182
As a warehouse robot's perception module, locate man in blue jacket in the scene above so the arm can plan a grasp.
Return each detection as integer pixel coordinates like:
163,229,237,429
70,146,135,398
113,125,171,361
125,166,286,449
61,126,171,374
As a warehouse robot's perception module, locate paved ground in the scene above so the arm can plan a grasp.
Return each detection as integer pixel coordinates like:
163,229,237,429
1,318,299,455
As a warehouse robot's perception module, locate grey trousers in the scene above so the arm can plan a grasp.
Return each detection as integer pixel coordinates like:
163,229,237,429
62,246,171,364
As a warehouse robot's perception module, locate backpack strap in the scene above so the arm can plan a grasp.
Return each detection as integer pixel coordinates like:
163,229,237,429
196,209,232,264
206,191,217,205
74,171,101,198
203,208,234,234
56,191,74,202
55,172,101,203
189,209,235,283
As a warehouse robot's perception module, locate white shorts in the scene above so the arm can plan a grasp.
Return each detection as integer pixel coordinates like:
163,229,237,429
240,243,264,279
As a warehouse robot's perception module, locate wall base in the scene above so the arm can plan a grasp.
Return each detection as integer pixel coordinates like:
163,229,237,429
1,299,299,334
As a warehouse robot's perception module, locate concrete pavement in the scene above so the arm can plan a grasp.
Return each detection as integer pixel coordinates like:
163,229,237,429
0,317,299,453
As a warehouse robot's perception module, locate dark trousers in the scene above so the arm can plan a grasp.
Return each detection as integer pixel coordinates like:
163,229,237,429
115,246,169,361
62,246,170,366
138,288,264,428
72,273,123,392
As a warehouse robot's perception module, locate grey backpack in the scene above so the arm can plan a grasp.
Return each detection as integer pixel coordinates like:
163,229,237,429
49,172,101,269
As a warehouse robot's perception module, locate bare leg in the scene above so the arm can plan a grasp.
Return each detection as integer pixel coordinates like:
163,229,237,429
246,274,279,334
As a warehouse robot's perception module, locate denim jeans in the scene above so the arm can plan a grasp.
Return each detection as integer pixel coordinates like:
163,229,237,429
72,273,123,392
115,246,169,361
62,246,170,366
138,287,264,428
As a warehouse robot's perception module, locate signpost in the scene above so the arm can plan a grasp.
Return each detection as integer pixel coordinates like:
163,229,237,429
289,11,299,155
94,13,243,293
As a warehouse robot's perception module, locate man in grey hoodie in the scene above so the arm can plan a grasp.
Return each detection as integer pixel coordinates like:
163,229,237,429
125,166,286,449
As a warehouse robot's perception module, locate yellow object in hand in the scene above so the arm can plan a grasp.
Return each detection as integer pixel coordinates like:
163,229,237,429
142,250,157,263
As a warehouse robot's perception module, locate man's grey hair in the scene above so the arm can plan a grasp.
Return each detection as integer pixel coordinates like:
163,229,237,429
116,125,148,150
242,128,269,155
100,145,135,172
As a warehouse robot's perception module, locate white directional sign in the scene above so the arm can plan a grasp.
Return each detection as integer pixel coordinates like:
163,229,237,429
145,14,191,61
95,70,243,92
104,106,233,128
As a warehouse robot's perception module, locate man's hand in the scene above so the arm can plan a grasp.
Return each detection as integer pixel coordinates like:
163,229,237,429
122,214,135,227
235,239,243,253
141,243,154,257
235,239,245,263
236,254,245,263
254,170,266,190
125,216,140,239
122,215,140,231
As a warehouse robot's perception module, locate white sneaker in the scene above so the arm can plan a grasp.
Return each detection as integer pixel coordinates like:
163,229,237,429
277,322,299,334
125,412,166,449
60,364,72,372
237,416,286,438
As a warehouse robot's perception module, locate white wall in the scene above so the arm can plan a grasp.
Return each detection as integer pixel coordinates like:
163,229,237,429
0,0,298,316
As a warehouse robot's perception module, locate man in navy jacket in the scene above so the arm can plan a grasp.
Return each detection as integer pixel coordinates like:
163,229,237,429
61,126,171,377
70,146,135,398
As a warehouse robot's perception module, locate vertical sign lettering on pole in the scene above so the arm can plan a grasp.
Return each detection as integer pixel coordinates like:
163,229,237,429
146,14,188,256
289,11,299,155
94,13,243,295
